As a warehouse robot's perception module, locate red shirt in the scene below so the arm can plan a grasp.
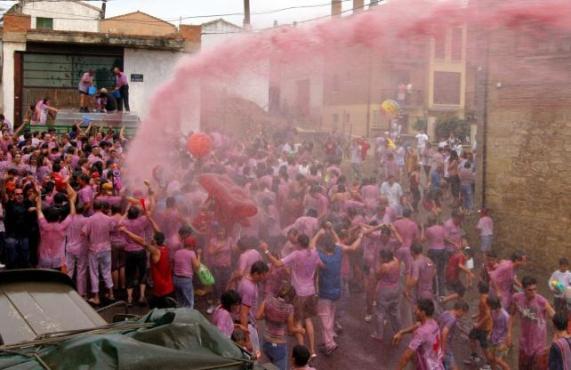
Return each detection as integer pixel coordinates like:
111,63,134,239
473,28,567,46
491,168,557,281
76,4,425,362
151,246,174,297
446,252,466,282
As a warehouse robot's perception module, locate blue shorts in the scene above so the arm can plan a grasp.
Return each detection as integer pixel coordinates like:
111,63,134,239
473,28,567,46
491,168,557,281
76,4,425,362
480,235,493,252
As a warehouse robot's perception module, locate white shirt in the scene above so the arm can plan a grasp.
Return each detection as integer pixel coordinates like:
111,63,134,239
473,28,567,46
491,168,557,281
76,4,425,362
548,270,571,298
416,133,429,148
380,181,403,209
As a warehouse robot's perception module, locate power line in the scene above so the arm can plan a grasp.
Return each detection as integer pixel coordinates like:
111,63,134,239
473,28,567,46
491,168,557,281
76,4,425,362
1,0,358,27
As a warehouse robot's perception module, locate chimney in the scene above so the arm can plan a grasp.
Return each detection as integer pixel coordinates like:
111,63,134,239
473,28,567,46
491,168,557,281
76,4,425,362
331,0,342,17
370,0,380,7
353,0,365,13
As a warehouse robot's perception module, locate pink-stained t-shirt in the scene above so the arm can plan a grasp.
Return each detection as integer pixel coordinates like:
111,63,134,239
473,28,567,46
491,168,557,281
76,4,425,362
237,249,262,276
512,292,549,356
303,193,328,218
207,237,232,268
477,216,494,237
78,185,94,207
378,260,401,290
82,212,116,253
95,195,122,207
411,255,436,300
237,277,259,323
38,216,72,268
66,214,88,256
361,184,380,209
212,306,234,338
425,225,446,251
121,216,150,252
490,260,515,308
443,219,463,248
173,248,196,278
291,216,319,238
393,218,419,249
281,249,323,297
409,319,444,370
280,240,297,258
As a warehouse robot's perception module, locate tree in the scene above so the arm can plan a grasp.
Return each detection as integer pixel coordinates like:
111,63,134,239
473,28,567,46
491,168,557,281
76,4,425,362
435,117,470,142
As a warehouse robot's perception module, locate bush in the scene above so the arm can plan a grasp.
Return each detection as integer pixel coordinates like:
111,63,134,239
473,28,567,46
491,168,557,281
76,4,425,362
435,117,470,141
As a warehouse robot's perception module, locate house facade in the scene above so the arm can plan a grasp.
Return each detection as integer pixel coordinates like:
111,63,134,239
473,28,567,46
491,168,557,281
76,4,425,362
1,2,200,126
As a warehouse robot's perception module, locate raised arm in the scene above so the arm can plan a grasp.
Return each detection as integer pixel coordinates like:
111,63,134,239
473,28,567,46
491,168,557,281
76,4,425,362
66,183,77,216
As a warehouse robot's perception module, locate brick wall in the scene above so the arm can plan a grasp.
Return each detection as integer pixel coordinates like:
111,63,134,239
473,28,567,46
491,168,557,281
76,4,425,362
3,14,31,33
482,26,571,268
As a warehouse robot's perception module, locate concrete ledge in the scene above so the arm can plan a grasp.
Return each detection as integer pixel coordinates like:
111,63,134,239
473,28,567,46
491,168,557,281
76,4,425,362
25,30,185,50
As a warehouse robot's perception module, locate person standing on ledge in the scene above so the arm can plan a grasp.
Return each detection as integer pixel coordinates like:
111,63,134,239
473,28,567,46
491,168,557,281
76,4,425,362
78,69,94,113
113,66,130,112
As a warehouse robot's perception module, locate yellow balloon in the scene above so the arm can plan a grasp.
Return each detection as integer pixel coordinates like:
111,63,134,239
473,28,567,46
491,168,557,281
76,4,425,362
381,99,400,114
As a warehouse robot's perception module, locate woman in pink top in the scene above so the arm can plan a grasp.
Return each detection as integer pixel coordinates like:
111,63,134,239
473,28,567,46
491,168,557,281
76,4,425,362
206,226,233,310
65,204,89,296
36,183,76,270
173,236,201,308
422,216,447,297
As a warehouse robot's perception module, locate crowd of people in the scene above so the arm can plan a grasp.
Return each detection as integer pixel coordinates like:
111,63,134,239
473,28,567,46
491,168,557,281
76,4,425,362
0,121,569,370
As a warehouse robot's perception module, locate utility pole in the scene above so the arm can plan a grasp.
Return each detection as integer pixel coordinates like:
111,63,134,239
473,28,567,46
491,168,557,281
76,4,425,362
243,0,251,29
100,0,107,19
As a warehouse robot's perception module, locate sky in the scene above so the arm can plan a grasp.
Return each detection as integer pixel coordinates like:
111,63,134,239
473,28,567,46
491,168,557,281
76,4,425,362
0,0,364,29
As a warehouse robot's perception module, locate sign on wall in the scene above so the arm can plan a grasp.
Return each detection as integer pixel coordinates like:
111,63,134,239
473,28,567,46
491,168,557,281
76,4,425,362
130,74,144,82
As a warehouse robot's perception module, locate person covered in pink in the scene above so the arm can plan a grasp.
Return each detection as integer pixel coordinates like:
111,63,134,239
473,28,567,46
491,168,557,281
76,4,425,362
286,209,319,239
393,209,419,249
422,216,447,297
36,183,76,270
229,236,263,288
82,200,117,305
443,211,465,252
394,299,444,370
211,289,242,338
408,243,436,303
120,205,151,306
360,178,380,215
510,275,555,370
262,232,325,359
65,204,89,297
476,208,494,255
156,196,184,259
172,235,201,308
303,185,328,218
206,225,234,310
490,251,527,309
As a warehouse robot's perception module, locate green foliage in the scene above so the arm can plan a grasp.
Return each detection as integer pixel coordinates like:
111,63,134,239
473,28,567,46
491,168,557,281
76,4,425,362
435,117,470,140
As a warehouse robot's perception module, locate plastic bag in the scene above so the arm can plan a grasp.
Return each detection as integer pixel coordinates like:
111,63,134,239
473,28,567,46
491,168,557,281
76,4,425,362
197,264,215,286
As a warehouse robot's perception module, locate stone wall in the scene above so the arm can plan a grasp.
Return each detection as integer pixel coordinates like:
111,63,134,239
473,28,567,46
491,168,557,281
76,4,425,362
482,26,571,267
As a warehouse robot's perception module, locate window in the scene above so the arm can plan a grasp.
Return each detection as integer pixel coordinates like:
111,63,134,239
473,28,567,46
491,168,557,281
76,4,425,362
36,17,53,30
433,71,461,105
451,28,463,61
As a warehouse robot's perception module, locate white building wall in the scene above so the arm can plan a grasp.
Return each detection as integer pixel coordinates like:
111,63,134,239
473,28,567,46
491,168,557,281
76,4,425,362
278,59,324,119
23,1,100,33
2,42,27,128
123,48,185,119
201,21,269,111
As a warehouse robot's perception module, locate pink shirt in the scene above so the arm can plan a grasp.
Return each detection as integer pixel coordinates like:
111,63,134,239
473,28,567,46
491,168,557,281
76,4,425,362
512,292,549,355
409,319,443,370
281,249,322,297
207,237,232,267
393,218,419,249
490,260,515,295
82,212,116,253
237,249,262,276
443,219,463,248
66,215,88,256
38,216,72,268
291,216,319,238
212,306,234,338
425,225,446,251
121,216,150,252
411,255,435,300
173,248,196,278
476,216,494,237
